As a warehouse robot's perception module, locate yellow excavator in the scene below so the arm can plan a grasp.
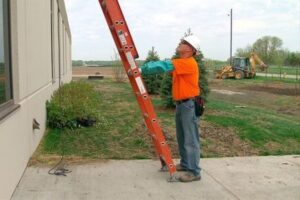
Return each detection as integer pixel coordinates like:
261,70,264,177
215,52,268,79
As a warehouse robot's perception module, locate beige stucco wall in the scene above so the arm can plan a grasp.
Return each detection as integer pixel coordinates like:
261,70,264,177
0,0,72,199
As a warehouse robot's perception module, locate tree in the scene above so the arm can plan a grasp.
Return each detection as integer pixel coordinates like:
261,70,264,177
285,52,300,66
160,73,174,108
143,47,162,94
72,60,84,66
160,29,210,108
235,45,252,57
235,36,285,65
272,49,287,66
196,51,209,101
253,36,283,64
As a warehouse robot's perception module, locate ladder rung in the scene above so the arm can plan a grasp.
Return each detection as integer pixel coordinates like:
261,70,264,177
98,0,176,177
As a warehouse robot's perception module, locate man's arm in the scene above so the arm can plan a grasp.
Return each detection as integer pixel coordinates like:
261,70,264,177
140,60,174,75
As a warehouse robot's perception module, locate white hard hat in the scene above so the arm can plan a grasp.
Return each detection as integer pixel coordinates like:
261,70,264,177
182,35,201,51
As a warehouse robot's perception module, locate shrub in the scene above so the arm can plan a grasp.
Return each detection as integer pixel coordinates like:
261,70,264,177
196,51,210,101
46,81,99,129
143,47,163,95
143,74,163,95
160,73,175,108
111,50,127,82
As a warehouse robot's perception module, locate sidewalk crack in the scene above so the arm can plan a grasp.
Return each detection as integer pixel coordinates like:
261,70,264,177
203,169,241,200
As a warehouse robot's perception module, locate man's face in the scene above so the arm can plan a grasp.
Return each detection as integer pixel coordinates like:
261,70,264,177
176,41,194,57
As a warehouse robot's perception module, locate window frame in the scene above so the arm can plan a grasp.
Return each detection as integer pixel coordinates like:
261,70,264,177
0,0,14,112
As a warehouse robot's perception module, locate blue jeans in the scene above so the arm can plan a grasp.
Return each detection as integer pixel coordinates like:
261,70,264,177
175,99,201,176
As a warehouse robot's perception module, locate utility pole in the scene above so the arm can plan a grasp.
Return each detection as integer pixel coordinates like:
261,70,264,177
230,8,233,66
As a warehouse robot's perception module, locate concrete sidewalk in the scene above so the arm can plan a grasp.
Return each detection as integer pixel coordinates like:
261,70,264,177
12,155,300,200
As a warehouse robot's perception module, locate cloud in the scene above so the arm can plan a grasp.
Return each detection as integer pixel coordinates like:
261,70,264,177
65,0,300,61
235,20,266,33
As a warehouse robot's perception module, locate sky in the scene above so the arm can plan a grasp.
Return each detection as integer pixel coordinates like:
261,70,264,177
65,0,300,61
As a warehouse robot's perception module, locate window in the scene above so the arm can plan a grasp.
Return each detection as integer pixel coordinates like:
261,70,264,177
240,59,246,68
0,0,12,107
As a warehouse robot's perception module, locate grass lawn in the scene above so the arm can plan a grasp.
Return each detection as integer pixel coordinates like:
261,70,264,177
39,79,155,161
32,78,300,164
254,76,300,84
210,63,300,76
266,65,300,76
204,98,300,155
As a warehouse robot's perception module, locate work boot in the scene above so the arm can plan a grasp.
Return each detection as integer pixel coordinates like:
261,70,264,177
179,172,201,182
176,164,187,171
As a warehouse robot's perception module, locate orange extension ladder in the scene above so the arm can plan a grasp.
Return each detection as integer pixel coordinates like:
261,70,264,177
98,0,177,180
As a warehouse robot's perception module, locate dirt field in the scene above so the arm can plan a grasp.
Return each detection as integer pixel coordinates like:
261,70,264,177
73,66,115,76
209,79,300,116
245,85,299,96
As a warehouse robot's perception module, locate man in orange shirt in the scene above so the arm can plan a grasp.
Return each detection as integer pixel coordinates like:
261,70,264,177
141,35,201,182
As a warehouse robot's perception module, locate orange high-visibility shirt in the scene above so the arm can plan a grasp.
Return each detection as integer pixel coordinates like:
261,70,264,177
171,57,200,100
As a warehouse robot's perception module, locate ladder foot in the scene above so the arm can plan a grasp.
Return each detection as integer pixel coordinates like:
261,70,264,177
167,173,180,182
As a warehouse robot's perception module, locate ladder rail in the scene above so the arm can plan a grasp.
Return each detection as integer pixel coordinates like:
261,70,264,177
98,0,176,177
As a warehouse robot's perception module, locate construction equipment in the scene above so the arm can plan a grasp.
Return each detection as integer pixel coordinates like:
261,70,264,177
98,0,177,181
215,52,268,79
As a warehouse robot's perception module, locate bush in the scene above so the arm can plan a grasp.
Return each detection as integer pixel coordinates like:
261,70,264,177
143,47,163,94
160,74,175,108
143,74,163,95
196,51,210,101
46,81,99,129
111,50,127,82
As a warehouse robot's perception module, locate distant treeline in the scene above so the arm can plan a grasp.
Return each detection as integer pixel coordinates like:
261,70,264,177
72,60,145,67
235,36,300,67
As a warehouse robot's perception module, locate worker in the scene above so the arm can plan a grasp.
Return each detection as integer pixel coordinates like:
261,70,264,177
140,35,201,182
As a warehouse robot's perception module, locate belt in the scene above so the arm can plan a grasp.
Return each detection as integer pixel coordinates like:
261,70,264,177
176,98,194,105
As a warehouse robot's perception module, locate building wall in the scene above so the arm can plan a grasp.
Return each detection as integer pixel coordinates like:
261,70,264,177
0,0,72,199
